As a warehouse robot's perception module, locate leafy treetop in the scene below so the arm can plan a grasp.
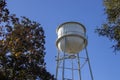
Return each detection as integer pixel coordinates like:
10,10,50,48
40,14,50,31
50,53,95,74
96,0,120,52
0,1,54,80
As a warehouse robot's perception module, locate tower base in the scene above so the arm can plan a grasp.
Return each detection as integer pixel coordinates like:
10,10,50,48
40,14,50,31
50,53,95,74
55,48,94,80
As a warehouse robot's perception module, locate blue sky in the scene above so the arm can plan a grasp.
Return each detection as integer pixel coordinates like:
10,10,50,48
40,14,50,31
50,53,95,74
7,0,120,80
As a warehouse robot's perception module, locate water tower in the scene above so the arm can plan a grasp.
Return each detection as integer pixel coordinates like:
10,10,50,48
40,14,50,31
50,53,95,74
56,22,94,80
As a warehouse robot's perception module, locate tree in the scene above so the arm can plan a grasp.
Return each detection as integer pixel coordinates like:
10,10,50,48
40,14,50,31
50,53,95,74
96,0,120,51
0,1,54,80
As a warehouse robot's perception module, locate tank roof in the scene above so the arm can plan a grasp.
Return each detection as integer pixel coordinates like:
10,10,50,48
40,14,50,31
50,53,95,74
56,21,86,33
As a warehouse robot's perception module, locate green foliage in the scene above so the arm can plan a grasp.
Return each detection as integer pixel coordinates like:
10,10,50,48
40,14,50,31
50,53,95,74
104,0,120,22
96,0,120,51
0,1,54,80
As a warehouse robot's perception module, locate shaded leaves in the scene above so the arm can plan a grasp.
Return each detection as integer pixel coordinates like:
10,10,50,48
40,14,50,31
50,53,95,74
0,1,54,80
96,0,120,51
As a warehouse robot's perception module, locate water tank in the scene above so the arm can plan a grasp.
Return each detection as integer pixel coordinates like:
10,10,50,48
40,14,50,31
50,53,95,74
56,22,87,54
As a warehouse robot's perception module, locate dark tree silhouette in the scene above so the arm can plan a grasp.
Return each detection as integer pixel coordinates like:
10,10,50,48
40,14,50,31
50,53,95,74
96,0,120,51
0,1,54,80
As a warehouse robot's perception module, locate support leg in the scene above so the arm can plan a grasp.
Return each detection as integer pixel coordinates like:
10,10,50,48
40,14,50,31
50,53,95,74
62,53,65,80
85,48,94,80
56,50,60,79
77,54,82,80
71,58,74,80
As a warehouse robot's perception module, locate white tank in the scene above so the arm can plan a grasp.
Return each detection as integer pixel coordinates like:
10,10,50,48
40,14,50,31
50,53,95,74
56,22,87,54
